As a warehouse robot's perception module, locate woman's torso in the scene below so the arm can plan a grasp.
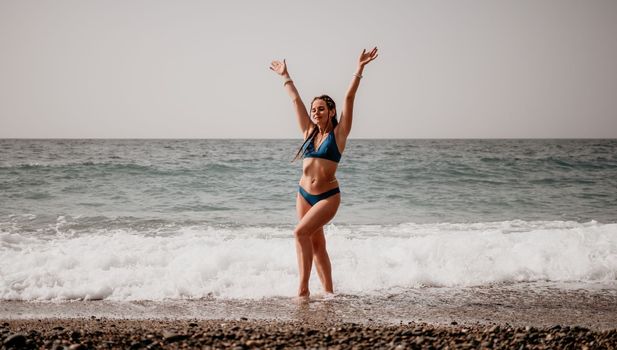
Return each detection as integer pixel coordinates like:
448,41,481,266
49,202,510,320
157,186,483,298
299,127,347,194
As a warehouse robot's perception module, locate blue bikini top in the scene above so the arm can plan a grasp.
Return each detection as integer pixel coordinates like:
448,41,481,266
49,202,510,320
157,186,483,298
302,129,342,163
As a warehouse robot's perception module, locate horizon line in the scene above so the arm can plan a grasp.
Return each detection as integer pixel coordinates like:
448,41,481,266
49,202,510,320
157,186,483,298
1,137,616,141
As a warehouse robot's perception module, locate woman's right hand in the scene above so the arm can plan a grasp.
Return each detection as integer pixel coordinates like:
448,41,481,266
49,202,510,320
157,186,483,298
269,59,288,77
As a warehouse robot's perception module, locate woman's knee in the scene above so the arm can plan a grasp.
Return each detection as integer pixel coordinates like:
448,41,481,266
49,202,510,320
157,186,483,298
294,226,312,238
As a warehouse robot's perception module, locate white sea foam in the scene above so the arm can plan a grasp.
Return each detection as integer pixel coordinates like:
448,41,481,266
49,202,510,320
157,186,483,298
1,220,616,300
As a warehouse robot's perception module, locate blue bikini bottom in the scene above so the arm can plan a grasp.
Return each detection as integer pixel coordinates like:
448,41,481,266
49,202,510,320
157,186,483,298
298,186,340,206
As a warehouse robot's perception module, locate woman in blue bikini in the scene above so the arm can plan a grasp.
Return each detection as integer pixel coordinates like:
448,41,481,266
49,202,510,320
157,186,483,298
269,47,378,297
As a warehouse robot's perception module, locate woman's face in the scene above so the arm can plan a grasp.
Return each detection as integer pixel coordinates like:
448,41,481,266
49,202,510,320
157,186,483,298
311,99,334,125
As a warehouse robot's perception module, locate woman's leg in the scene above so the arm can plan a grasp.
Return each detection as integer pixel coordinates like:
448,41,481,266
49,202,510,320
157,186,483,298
296,198,334,293
311,229,333,293
295,193,340,297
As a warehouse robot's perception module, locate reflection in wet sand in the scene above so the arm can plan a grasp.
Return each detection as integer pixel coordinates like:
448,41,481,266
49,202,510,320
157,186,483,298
293,296,341,324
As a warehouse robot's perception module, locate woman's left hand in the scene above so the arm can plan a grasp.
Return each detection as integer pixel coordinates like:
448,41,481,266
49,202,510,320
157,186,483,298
358,47,378,68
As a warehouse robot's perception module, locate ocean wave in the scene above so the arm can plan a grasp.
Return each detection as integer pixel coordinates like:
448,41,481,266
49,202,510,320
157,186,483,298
1,220,615,301
0,161,245,177
0,161,157,172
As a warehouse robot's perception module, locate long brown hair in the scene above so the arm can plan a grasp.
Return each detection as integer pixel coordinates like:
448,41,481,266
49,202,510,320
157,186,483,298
292,95,338,162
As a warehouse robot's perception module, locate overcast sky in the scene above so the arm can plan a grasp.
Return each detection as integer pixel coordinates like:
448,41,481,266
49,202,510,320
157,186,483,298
1,0,616,138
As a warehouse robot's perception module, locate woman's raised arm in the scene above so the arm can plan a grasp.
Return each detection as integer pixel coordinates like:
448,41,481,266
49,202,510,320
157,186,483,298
270,59,311,136
339,47,379,137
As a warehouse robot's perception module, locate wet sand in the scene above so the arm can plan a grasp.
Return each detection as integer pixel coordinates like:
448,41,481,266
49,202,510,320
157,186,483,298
2,282,616,348
3,282,616,329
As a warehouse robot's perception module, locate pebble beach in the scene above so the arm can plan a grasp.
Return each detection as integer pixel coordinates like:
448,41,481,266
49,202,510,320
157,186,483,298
2,283,617,349
2,318,617,349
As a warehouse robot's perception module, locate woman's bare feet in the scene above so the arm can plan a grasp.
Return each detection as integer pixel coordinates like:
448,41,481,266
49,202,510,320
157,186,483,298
298,286,310,298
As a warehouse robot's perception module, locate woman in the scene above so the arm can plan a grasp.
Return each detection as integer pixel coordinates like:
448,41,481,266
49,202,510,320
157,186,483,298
269,47,378,297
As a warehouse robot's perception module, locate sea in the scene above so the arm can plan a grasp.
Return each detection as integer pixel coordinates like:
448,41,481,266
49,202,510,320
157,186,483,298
1,139,616,324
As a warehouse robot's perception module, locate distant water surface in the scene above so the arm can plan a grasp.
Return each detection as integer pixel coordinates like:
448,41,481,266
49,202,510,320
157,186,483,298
1,139,616,225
